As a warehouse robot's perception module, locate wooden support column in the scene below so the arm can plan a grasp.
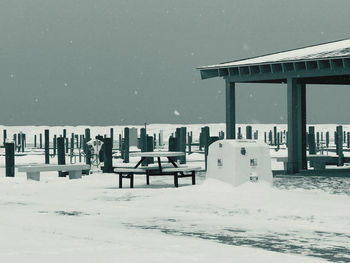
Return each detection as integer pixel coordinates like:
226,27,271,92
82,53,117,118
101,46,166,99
225,79,235,139
298,83,307,170
287,79,306,174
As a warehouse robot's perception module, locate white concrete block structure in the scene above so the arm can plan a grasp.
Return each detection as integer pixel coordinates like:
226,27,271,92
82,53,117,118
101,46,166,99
207,140,272,186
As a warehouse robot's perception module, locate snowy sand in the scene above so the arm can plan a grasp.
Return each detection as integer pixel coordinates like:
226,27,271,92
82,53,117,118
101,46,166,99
0,124,350,262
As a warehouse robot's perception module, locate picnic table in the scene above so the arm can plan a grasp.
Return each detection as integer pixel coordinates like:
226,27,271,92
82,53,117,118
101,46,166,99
114,151,201,188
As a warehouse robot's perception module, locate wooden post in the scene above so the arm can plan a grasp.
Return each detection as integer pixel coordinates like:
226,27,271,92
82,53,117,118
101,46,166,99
237,127,242,139
336,126,344,166
44,129,50,164
287,79,306,173
202,126,210,171
140,128,147,166
110,128,114,149
264,132,267,144
123,127,129,163
39,133,42,149
268,130,272,145
254,130,258,140
103,138,113,173
70,134,74,164
169,136,176,152
63,129,66,139
5,143,15,177
3,129,7,147
57,137,66,177
13,134,16,150
225,80,235,139
146,136,154,165
179,127,186,164
53,135,57,156
188,132,192,154
347,132,350,149
246,126,252,139
21,133,25,152
308,127,316,155
84,128,91,165
34,134,37,148
159,130,164,146
326,132,329,149
273,126,277,145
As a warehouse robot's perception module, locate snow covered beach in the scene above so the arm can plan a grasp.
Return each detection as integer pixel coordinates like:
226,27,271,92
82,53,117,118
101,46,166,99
0,124,349,263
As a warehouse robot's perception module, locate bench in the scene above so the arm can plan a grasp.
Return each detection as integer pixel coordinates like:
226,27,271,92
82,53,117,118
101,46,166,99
161,166,201,187
275,155,350,170
114,166,201,188
18,164,91,181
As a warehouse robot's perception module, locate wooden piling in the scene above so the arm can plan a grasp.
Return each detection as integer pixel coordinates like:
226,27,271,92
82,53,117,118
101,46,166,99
3,129,7,147
246,126,252,139
53,135,57,156
44,129,50,164
103,138,113,173
84,128,91,165
123,127,130,163
57,137,66,177
5,143,15,177
308,127,316,154
146,136,154,165
110,128,114,148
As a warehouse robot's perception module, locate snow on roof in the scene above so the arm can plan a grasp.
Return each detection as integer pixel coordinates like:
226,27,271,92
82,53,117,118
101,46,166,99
199,38,350,69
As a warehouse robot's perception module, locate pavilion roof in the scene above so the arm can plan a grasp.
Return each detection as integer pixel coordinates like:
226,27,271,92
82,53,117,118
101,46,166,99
198,38,350,83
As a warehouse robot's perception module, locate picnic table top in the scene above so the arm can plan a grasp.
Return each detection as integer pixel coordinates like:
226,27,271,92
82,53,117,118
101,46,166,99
130,151,185,158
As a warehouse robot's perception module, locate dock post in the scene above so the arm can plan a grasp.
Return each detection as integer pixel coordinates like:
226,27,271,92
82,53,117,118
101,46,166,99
44,129,50,164
70,134,74,164
201,126,210,171
103,138,113,173
39,133,42,149
123,127,130,163
188,132,192,154
84,128,91,166
110,128,114,149
5,142,15,177
3,129,7,147
57,137,66,177
308,127,316,154
336,126,344,166
21,133,25,152
34,135,37,148
179,127,187,164
146,136,154,165
246,126,252,140
140,128,147,166
53,135,57,156
237,127,242,139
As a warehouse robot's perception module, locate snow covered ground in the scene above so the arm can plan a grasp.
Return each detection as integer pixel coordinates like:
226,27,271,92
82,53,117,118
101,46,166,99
0,124,349,262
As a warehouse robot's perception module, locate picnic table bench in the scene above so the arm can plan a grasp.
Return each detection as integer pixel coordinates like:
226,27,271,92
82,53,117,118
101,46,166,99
114,166,201,188
18,164,91,181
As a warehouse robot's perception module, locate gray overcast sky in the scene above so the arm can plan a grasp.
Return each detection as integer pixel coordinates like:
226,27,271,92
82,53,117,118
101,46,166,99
1,0,350,125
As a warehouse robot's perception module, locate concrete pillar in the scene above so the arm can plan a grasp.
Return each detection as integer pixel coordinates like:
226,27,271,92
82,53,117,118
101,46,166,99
225,80,235,139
